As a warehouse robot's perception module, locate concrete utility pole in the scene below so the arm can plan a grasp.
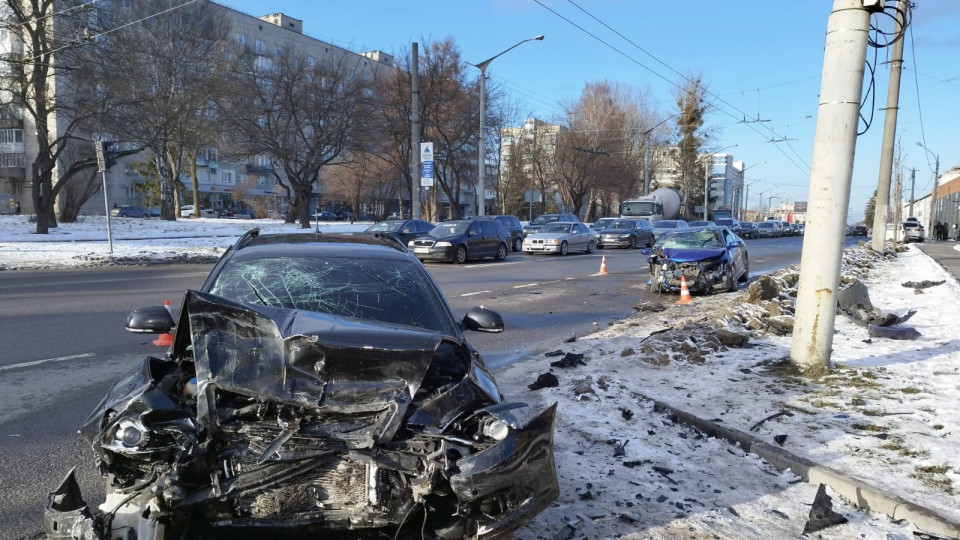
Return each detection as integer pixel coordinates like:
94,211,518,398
908,167,915,217
871,0,908,252
791,0,872,370
410,43,421,220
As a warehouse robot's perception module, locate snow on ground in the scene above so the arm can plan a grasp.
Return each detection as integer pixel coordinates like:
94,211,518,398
2,215,959,539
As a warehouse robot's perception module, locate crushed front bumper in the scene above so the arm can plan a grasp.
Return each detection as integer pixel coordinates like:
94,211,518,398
650,260,730,294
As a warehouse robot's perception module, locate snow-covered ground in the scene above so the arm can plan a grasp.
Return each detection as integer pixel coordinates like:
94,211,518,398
2,215,959,539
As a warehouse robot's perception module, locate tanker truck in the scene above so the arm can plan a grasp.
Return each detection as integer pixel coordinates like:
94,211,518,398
619,188,681,223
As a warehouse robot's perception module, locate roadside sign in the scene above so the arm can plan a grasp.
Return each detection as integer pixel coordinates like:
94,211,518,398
420,142,434,187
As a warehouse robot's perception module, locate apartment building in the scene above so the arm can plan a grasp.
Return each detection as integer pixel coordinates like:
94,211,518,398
1,2,394,216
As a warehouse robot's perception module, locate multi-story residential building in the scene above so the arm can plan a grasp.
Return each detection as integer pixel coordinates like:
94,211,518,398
2,3,393,216
500,117,564,213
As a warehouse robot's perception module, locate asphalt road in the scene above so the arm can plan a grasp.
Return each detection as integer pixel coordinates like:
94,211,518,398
0,234,857,539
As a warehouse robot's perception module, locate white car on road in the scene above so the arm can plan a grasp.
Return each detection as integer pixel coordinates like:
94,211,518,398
522,222,596,255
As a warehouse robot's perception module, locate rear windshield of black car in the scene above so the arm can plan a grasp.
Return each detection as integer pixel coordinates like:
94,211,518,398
208,256,455,335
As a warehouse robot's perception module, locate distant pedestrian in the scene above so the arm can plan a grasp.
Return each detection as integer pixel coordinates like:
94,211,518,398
953,224,959,241
15,201,20,214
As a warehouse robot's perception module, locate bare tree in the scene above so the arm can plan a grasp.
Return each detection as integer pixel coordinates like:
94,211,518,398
0,0,134,232
103,0,233,221
220,44,375,228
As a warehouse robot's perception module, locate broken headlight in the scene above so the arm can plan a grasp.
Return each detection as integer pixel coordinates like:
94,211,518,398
113,419,150,450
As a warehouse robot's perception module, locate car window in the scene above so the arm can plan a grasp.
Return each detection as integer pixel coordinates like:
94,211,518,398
532,215,558,225
431,222,469,236
541,223,571,233
480,221,498,235
207,256,454,334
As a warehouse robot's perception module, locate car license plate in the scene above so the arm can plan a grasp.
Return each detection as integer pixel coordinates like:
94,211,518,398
413,247,430,254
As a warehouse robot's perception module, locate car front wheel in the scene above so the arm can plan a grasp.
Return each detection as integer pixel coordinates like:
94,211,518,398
454,245,468,264
559,241,569,256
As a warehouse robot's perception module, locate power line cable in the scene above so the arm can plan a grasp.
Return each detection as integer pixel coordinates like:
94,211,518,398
539,0,812,176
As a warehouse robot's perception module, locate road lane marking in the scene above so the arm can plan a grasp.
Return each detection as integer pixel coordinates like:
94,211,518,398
0,353,96,372
460,290,492,297
514,283,539,289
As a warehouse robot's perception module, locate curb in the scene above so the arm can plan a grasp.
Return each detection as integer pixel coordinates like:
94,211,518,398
649,398,960,539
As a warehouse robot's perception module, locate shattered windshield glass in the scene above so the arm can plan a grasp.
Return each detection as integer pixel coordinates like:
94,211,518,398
208,256,455,335
661,230,723,249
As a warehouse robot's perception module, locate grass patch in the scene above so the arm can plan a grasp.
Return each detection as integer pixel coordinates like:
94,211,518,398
910,464,956,496
933,424,945,430
852,423,889,432
880,436,929,458
900,387,922,394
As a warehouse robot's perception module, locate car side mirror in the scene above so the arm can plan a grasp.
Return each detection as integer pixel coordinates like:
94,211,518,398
462,306,504,333
126,305,175,334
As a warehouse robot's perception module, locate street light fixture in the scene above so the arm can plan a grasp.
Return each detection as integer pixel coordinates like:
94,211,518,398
471,35,544,216
703,145,737,220
767,194,783,219
916,141,940,230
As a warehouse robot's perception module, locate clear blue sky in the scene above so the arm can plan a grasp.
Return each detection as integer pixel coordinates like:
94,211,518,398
219,0,959,223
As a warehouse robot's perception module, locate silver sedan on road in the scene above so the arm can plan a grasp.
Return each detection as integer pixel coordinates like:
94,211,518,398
522,222,596,255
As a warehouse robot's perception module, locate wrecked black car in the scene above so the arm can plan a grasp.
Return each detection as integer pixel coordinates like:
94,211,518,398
44,231,558,539
649,226,749,294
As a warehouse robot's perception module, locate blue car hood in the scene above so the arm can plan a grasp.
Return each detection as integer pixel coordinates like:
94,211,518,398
662,247,726,262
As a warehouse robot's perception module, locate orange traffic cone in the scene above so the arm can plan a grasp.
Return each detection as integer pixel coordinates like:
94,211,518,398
152,299,174,347
676,276,692,305
594,255,608,276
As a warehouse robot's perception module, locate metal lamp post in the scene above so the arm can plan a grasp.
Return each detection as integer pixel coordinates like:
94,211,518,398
916,141,940,231
742,178,766,221
735,162,765,220
767,194,782,219
472,35,544,216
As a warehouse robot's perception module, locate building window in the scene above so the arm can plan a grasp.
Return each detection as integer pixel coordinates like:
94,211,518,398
236,34,245,45
255,39,265,53
274,45,282,55
257,154,270,167
220,171,233,185
258,175,266,186
0,153,25,167
205,147,218,163
0,129,22,143
307,55,315,66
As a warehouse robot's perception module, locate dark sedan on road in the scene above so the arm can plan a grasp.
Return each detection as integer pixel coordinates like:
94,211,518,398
596,219,655,249
409,219,510,263
358,218,434,246
109,205,148,218
473,214,524,252
649,226,749,294
43,231,558,540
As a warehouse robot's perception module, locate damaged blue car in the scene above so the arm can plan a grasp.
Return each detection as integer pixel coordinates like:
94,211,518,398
43,231,558,540
648,226,749,294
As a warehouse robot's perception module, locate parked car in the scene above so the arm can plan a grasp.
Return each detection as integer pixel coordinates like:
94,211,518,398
714,218,742,236
43,231,558,539
596,219,655,249
522,213,579,237
589,217,618,231
852,225,869,237
180,205,215,218
358,218,434,246
409,219,510,263
474,214,524,252
649,226,749,294
109,205,148,218
522,221,596,255
901,221,924,243
687,220,715,228
313,210,340,221
756,221,781,238
739,222,759,239
651,219,689,242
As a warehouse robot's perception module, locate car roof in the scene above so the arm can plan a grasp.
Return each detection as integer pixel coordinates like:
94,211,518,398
226,231,413,261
